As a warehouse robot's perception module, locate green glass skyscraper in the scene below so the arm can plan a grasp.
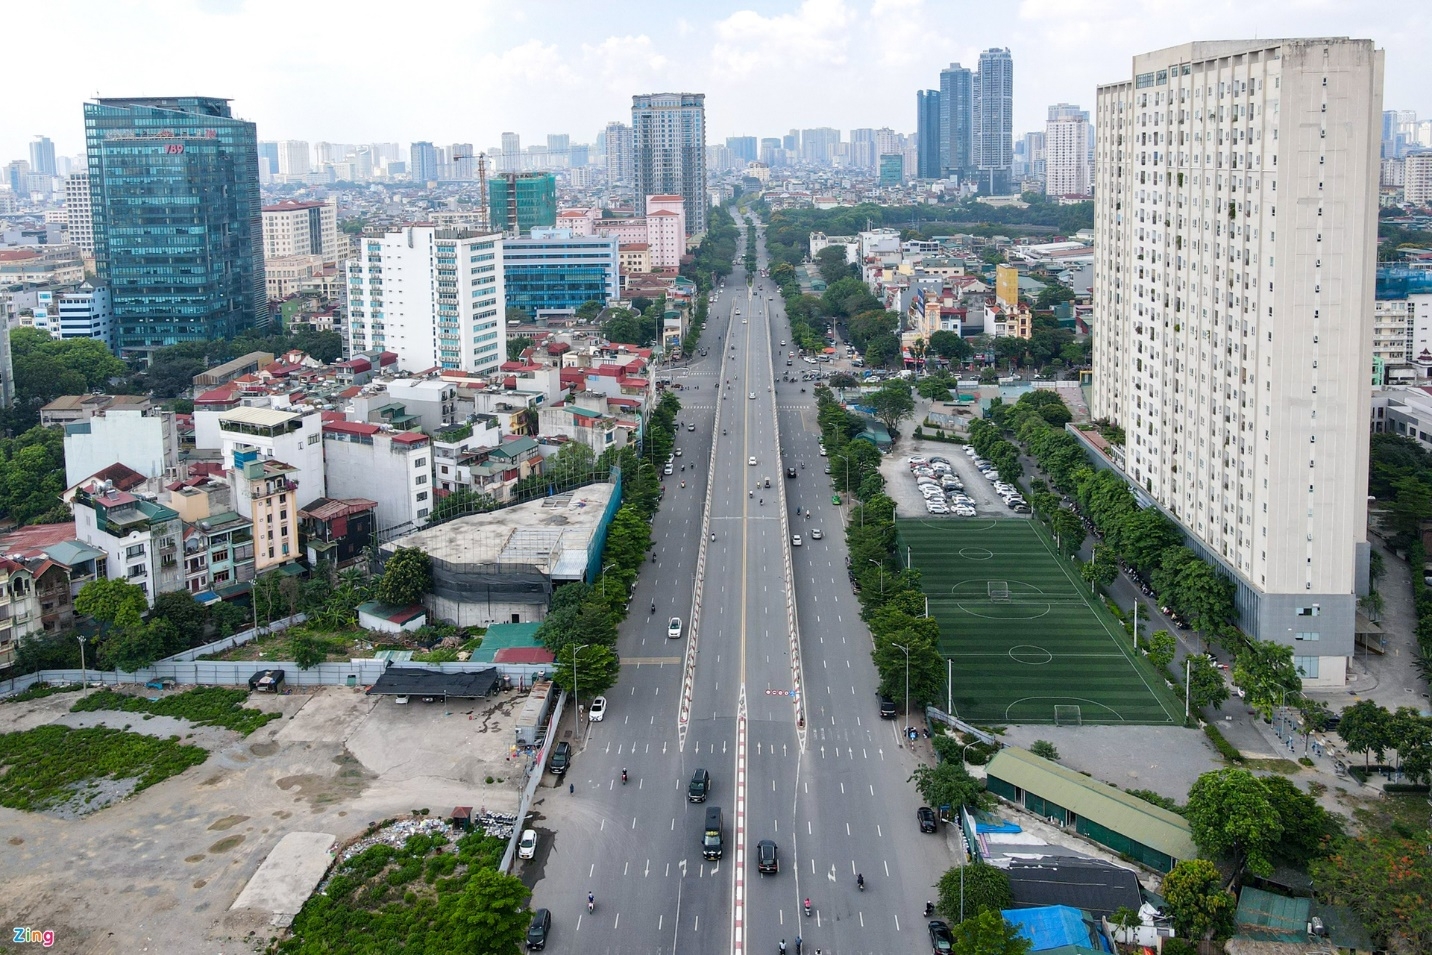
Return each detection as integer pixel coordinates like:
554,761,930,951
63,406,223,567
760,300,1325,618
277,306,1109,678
488,172,557,237
84,96,265,357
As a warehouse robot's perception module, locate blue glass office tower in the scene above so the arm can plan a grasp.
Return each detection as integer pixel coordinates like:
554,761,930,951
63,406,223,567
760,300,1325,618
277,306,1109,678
502,229,619,317
84,97,265,357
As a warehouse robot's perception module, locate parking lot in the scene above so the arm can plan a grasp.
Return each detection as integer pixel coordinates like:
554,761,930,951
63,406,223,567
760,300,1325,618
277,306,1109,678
0,685,528,952
879,436,1031,520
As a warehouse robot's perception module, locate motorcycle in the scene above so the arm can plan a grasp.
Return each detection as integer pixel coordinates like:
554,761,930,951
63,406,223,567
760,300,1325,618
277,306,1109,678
804,898,812,918
857,874,864,892
680,481,686,488
621,769,628,785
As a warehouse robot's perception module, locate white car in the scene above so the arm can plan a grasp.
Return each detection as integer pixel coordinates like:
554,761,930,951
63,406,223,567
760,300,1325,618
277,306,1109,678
811,528,823,540
668,616,684,639
749,456,757,466
663,464,673,475
819,448,828,457
675,448,683,457
954,505,977,517
588,696,607,722
742,319,748,324
518,828,538,860
749,392,756,399
791,534,803,546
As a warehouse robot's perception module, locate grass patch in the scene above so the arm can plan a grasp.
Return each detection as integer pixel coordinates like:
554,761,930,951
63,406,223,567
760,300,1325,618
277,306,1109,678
3,682,84,704
277,829,516,952
1243,757,1303,774
199,626,369,663
0,724,208,812
71,687,282,736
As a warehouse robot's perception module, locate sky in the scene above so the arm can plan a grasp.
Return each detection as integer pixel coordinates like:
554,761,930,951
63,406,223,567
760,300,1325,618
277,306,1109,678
5,0,1431,163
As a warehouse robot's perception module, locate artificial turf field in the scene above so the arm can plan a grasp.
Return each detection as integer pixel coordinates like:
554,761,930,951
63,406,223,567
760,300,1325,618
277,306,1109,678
897,518,1183,725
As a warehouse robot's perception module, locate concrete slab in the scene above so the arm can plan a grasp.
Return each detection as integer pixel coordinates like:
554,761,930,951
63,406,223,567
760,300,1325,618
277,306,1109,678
230,831,337,925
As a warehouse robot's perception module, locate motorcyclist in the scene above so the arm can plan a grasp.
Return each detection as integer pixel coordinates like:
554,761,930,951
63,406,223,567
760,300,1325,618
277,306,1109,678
651,600,656,614
857,873,864,890
621,769,628,784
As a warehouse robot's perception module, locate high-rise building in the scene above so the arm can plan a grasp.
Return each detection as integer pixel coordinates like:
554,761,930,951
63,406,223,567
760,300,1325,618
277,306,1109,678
879,154,904,186
1405,153,1432,205
974,48,1014,194
727,136,757,163
277,140,310,178
569,144,590,168
939,63,974,178
85,96,265,356
801,127,841,164
488,173,557,237
29,136,56,177
345,226,505,374
1092,38,1383,686
501,132,521,173
65,173,93,253
546,134,570,169
257,141,279,177
632,92,707,236
759,137,781,166
1045,103,1090,196
603,121,633,187
503,228,620,317
261,199,340,262
917,90,942,179
410,142,438,183
1020,131,1047,180
849,128,876,170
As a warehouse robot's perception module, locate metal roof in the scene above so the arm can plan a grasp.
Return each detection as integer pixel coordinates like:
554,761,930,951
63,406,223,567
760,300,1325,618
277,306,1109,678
986,748,1197,862
220,405,299,427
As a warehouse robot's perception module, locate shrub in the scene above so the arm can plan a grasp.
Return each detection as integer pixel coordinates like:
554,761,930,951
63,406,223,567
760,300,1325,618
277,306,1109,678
1029,740,1060,760
1202,724,1245,763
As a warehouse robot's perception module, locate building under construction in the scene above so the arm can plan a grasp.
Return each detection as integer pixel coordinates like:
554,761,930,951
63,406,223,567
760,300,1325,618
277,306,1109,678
380,481,619,627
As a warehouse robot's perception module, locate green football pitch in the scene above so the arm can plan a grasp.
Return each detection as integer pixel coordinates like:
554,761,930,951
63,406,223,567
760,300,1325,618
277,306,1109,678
897,518,1183,725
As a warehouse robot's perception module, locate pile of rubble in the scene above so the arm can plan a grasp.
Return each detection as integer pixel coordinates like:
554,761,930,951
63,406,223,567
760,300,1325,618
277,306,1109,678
338,816,455,864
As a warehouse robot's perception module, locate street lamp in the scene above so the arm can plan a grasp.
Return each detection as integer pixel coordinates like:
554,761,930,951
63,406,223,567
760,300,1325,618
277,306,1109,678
77,634,88,697
570,643,589,727
892,641,911,740
868,558,885,596
600,561,617,598
962,740,981,764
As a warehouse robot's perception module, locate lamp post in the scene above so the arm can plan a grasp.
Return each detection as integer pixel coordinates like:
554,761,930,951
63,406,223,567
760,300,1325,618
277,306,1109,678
892,641,911,739
962,740,980,764
77,634,88,697
600,561,617,598
570,643,589,727
868,558,885,597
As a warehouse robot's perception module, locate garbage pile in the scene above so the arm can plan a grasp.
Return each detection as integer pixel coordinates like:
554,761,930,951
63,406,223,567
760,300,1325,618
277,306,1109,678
338,816,455,864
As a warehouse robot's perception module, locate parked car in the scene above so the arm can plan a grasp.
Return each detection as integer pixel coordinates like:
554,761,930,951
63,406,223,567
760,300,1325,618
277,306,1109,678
929,919,955,954
588,696,607,722
526,909,552,950
549,742,572,776
518,828,538,860
918,806,938,833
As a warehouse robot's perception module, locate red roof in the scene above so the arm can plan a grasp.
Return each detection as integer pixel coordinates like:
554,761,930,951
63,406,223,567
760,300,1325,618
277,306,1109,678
390,431,430,445
493,647,556,665
647,210,679,217
619,377,648,389
0,522,80,558
321,410,347,422
607,397,640,408
323,420,381,436
337,386,361,399
195,384,239,405
649,194,683,201
499,360,526,372
0,249,40,262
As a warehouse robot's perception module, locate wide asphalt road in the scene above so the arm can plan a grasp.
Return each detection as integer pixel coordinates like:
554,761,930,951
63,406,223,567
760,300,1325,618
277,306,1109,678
525,220,955,955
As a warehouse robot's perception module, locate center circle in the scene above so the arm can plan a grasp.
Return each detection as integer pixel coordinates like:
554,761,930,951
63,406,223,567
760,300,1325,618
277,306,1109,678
959,547,994,560
1009,645,1054,665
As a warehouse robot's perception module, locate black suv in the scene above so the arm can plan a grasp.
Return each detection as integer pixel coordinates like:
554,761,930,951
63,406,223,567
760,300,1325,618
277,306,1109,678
918,806,938,833
549,742,571,776
756,839,779,874
526,908,551,950
688,768,711,802
879,696,897,719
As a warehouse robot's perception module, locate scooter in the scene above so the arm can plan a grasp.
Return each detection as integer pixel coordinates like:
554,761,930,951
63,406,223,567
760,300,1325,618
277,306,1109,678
621,769,628,785
857,874,865,892
804,898,812,918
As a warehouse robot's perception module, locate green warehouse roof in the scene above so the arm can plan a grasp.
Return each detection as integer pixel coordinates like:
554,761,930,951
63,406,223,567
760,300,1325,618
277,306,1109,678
986,748,1197,863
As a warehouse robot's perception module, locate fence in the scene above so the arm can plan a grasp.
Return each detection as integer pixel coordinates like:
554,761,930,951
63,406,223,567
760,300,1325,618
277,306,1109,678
162,613,308,663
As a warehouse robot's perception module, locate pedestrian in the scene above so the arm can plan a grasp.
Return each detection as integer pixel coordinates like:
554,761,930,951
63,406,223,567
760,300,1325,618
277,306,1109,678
795,936,802,955
569,783,574,795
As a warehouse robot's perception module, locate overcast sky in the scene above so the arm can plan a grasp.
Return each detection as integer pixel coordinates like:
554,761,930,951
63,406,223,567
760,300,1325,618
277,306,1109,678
5,0,1429,163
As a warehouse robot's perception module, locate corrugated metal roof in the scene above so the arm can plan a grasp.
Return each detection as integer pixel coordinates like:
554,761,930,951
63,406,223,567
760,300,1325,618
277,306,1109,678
986,748,1196,861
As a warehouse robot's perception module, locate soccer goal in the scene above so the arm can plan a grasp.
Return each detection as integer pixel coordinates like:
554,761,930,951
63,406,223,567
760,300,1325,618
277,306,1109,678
1053,705,1083,727
987,580,1011,602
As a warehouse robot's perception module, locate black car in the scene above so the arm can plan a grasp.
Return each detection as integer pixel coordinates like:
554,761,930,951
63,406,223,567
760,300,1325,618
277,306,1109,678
688,768,711,802
786,467,797,478
928,919,954,954
879,696,897,719
756,838,779,874
918,806,938,833
526,908,551,950
549,741,571,776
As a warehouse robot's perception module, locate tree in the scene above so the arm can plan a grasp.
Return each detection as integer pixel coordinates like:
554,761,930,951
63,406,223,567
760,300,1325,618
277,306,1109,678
1259,774,1339,867
1146,630,1176,671
814,245,854,284
1185,653,1230,711
98,620,170,672
1080,545,1117,590
1161,858,1236,940
1047,509,1084,557
1386,475,1432,546
152,591,207,649
872,630,946,706
376,547,433,607
1029,740,1059,760
75,578,149,632
506,335,535,361
1311,824,1432,951
1231,639,1302,720
290,631,326,670
909,761,989,814
863,332,902,369
949,910,1030,955
0,425,69,526
1337,699,1394,769
575,299,604,322
1109,906,1143,945
430,488,498,523
1185,768,1282,879
937,864,1014,923
929,329,973,363
15,628,85,673
552,643,620,698
868,384,915,436
436,866,533,954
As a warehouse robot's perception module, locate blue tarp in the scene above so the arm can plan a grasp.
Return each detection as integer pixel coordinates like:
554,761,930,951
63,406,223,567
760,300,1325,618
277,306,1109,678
1001,905,1110,953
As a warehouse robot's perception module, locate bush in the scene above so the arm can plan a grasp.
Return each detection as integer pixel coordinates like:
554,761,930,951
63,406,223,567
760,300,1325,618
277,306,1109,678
1202,724,1245,763
2,682,83,704
1029,740,1059,760
1383,782,1432,794
70,687,281,736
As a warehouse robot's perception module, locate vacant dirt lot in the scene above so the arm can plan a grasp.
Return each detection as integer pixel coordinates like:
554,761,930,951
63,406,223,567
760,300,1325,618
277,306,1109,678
0,685,527,954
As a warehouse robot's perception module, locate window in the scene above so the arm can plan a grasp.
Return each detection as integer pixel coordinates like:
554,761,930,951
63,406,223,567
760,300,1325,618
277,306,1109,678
414,457,427,468
1294,656,1320,679
126,544,146,559
1297,605,1320,616
1295,632,1320,641
416,491,428,501
415,474,427,485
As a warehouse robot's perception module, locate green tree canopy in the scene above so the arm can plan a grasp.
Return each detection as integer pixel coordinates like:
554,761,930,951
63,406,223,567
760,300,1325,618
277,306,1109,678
929,329,973,362
909,761,989,814
1185,769,1283,880
376,548,433,607
1230,639,1302,720
868,383,916,436
552,643,620,699
937,863,1014,923
949,909,1030,955
75,578,149,631
1162,858,1237,940
1337,699,1394,769
435,865,533,953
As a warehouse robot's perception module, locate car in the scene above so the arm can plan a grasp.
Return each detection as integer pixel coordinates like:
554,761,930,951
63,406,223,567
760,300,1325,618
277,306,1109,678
668,617,683,639
918,806,938,833
518,828,538,860
749,456,758,466
663,465,674,475
819,447,828,457
394,695,409,704
749,392,756,399
674,448,683,457
687,423,696,432
756,838,779,874
791,534,803,546
549,741,572,776
811,528,823,540
824,465,832,474
786,467,797,478
742,319,748,324
879,695,897,719
929,919,955,954
588,696,607,722
526,908,551,950
688,768,711,802
780,340,786,346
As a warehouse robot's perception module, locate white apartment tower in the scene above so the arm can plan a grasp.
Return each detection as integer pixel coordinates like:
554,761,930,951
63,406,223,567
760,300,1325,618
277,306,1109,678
261,199,340,262
1092,38,1383,686
346,226,506,374
65,173,93,253
1045,104,1091,196
1404,153,1432,205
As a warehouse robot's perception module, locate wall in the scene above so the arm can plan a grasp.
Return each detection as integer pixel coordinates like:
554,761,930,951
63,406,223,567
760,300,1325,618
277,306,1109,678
64,410,175,486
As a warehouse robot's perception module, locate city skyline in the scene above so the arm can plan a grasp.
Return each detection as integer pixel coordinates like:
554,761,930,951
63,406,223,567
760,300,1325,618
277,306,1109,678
4,0,1431,163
